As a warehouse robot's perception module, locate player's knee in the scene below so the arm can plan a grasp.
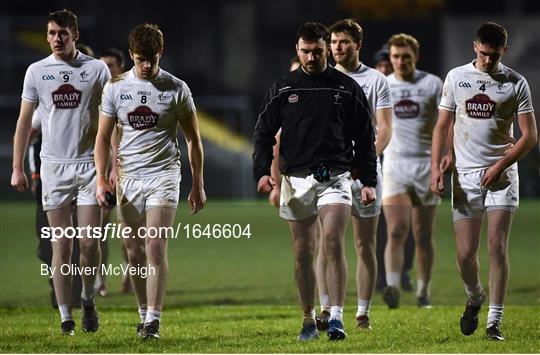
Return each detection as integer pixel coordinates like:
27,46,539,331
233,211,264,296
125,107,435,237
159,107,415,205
324,237,344,257
388,225,407,242
53,246,72,262
354,236,375,255
79,238,99,256
126,245,146,265
488,239,508,262
456,251,476,266
52,239,72,261
146,240,166,266
415,236,433,250
295,248,315,266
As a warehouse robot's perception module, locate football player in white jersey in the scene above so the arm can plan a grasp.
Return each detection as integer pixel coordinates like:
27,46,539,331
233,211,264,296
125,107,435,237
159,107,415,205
11,10,110,335
382,34,443,309
313,18,392,331
94,23,206,340
432,22,537,341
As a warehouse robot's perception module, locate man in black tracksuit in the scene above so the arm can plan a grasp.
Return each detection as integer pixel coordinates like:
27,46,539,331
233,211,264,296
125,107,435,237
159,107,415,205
253,22,377,341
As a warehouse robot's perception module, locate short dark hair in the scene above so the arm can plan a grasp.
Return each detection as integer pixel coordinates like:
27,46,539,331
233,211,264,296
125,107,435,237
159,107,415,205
128,23,164,57
48,9,78,34
476,22,507,48
101,48,125,69
329,18,363,43
76,43,94,57
387,33,420,57
296,22,329,44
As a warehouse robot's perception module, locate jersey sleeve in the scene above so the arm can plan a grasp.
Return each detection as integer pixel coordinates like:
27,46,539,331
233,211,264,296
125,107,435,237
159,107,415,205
100,81,117,117
21,65,38,103
351,83,377,187
516,77,534,114
433,76,443,108
98,62,112,89
439,70,456,112
375,75,392,110
176,82,197,120
252,84,282,182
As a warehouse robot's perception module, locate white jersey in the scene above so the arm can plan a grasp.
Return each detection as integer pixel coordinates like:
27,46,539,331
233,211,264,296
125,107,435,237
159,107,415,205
21,51,111,163
347,63,392,127
385,69,443,159
100,67,196,178
440,61,534,172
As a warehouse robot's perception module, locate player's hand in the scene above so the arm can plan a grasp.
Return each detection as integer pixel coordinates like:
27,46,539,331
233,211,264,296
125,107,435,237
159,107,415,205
440,153,453,174
268,185,280,207
96,176,114,208
480,144,512,188
188,186,206,214
11,169,29,192
360,186,377,206
431,167,445,197
481,164,503,189
257,175,275,194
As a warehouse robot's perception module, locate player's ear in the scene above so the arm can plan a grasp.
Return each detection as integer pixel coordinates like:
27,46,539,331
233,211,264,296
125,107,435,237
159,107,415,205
72,31,79,42
128,50,134,61
357,40,363,51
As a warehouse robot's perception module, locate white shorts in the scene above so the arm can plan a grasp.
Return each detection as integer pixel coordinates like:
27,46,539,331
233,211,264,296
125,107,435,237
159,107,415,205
117,174,181,222
452,166,519,222
40,161,97,211
351,160,382,218
279,170,352,221
382,158,441,206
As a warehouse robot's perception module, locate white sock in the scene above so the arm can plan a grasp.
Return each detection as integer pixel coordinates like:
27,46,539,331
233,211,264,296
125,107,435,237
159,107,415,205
416,279,431,298
303,308,316,324
59,304,72,322
81,283,95,302
138,305,147,324
356,299,371,317
465,281,484,305
319,294,330,313
145,309,162,325
329,306,343,322
487,304,504,328
386,271,400,288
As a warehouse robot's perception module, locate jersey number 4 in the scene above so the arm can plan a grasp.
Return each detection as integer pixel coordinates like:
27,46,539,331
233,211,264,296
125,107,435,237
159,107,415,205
479,84,486,92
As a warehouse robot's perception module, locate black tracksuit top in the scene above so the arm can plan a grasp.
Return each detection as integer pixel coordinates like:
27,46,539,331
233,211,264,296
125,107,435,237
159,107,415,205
253,65,377,187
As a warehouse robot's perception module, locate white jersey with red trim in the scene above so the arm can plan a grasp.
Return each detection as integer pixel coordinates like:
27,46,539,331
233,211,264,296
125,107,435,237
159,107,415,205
100,67,196,178
347,63,392,127
439,61,534,172
385,69,443,159
21,51,111,163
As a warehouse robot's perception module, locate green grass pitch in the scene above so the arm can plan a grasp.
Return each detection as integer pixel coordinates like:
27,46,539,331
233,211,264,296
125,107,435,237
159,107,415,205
1,200,539,353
